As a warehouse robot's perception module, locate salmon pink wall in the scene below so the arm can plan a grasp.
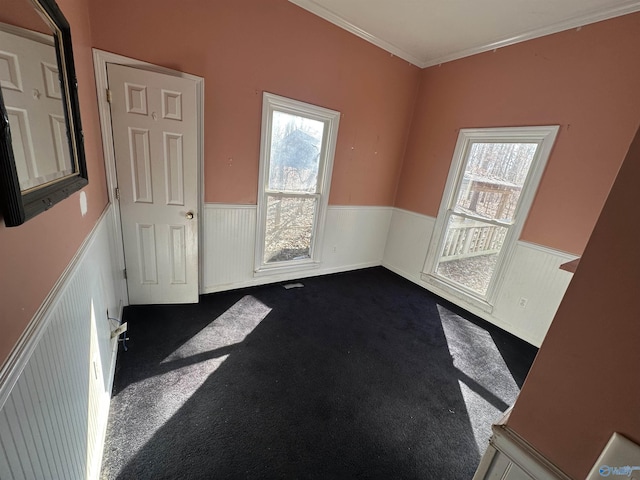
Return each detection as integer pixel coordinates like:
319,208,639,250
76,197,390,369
88,0,420,206
396,13,640,255
508,123,640,479
0,0,108,367
0,2,51,34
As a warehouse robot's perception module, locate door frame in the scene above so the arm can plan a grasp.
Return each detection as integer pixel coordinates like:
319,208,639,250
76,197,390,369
92,49,205,305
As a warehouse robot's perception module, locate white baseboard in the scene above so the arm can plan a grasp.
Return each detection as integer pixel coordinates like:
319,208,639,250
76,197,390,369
202,261,381,293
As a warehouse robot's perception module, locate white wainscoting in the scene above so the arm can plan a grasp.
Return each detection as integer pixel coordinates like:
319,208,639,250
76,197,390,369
491,242,576,346
382,208,576,347
0,205,125,480
202,204,574,346
383,208,436,281
202,204,393,293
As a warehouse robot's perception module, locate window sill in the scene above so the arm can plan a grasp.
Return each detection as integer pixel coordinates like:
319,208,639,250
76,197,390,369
420,272,494,314
254,260,321,278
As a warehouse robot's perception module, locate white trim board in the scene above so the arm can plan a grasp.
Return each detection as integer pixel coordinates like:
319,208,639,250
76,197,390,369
288,0,640,68
0,21,55,46
92,48,205,297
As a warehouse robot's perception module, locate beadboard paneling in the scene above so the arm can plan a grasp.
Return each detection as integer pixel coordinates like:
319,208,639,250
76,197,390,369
493,242,575,346
202,204,393,293
321,206,392,270
203,204,573,345
202,204,257,290
383,208,576,346
383,208,435,280
0,205,124,480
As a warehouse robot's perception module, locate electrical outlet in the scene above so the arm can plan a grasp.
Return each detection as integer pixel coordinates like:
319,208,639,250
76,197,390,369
518,297,528,308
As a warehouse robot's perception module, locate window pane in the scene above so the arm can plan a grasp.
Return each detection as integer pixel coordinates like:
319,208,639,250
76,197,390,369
454,142,538,223
269,111,324,193
264,195,316,264
435,214,508,296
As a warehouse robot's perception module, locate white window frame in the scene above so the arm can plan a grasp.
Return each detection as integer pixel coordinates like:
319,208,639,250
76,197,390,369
421,126,559,311
254,92,340,276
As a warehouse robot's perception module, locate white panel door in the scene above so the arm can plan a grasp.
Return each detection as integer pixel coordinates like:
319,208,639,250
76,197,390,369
107,63,198,304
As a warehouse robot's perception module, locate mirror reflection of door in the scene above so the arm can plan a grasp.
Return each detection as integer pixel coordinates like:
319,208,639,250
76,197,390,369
0,24,72,191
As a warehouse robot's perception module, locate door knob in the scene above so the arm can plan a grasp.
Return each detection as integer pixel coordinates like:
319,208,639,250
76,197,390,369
185,211,194,220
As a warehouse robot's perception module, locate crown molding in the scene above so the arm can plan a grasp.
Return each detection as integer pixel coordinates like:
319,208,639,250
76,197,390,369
423,1,640,67
289,0,640,69
288,0,424,67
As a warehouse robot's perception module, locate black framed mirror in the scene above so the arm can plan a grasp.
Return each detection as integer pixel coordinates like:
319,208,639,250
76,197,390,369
0,0,87,227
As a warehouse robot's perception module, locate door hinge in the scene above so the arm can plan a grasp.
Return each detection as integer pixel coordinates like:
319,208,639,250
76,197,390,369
123,268,127,280
106,88,112,104
115,187,120,200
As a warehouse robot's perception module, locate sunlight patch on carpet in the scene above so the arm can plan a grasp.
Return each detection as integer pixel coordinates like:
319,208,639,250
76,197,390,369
108,295,272,467
161,295,272,364
438,305,520,451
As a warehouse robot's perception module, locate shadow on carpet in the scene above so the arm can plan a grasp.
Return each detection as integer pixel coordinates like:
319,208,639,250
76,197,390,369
100,267,537,480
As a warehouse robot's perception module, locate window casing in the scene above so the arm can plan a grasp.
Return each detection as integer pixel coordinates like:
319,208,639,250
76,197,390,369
421,126,559,311
255,93,340,275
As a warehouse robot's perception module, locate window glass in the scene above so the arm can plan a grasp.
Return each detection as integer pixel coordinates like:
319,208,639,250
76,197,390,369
453,142,538,223
435,214,508,296
268,111,324,193
264,195,316,264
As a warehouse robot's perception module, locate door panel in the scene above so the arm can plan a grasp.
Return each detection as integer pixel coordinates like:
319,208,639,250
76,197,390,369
107,63,198,304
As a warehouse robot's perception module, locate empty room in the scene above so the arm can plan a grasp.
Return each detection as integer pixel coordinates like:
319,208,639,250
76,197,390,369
1,0,639,478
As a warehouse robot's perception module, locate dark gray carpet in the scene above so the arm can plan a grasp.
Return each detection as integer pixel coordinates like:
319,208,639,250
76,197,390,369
100,267,537,479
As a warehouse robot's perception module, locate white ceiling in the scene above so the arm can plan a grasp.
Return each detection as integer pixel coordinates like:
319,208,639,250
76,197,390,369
289,0,640,67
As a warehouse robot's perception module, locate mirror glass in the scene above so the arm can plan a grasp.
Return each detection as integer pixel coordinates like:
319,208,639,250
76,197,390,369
0,0,88,227
0,3,75,192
